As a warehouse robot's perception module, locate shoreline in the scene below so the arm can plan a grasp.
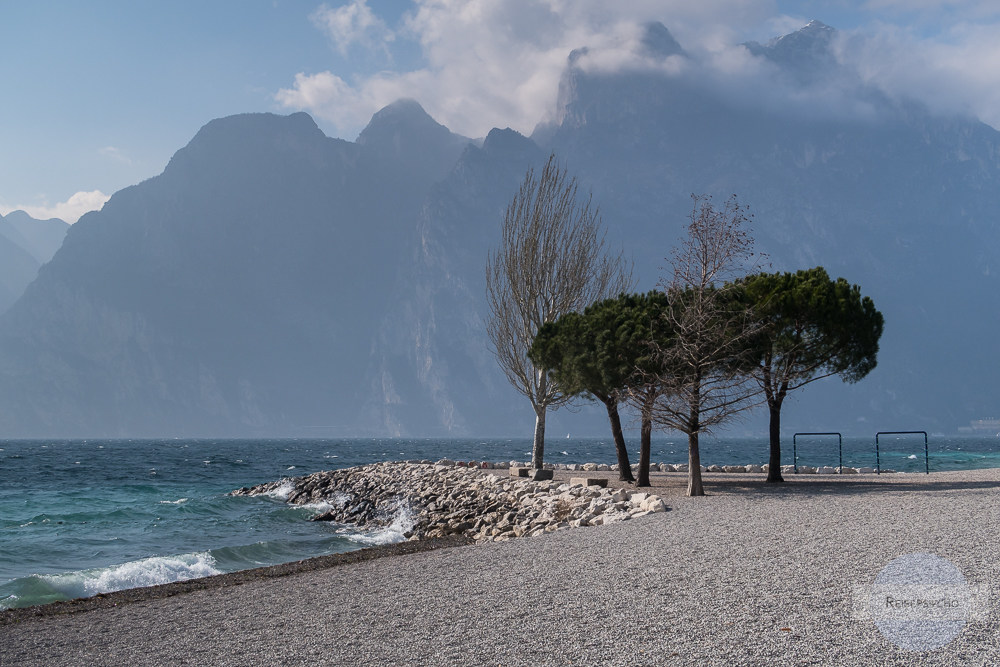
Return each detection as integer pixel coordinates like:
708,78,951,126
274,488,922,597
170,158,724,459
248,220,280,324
4,466,1000,619
0,535,472,627
2,467,999,665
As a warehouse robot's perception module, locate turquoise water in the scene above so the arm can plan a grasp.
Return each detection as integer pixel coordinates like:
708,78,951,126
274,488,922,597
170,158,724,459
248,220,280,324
1,435,997,609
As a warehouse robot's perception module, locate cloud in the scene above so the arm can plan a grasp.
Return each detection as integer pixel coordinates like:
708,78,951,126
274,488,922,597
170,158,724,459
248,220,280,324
1,190,110,224
311,1,394,56
277,0,779,139
276,0,1000,140
99,146,133,165
839,21,1000,128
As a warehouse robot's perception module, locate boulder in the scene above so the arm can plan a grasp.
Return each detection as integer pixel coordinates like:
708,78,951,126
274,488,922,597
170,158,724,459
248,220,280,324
570,477,608,488
641,497,667,513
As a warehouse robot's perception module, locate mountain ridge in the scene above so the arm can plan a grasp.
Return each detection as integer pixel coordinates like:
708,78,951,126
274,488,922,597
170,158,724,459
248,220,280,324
0,22,997,437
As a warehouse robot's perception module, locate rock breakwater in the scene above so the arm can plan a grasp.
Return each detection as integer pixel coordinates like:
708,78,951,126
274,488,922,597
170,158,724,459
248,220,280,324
231,462,668,543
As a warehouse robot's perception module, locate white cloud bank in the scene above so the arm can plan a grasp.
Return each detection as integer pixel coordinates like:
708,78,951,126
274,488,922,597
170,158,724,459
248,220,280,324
311,0,394,56
0,190,110,224
277,0,1000,139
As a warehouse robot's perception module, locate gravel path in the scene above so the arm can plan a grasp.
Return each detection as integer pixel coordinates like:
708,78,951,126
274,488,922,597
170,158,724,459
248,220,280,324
2,469,999,666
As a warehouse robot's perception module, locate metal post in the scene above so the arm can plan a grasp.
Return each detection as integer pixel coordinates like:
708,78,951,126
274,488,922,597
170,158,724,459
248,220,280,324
792,433,842,473
875,431,929,475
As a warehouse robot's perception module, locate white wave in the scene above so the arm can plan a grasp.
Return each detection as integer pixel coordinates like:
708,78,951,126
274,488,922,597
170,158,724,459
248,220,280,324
301,491,351,515
40,552,222,600
262,480,295,500
158,498,188,505
908,454,918,459
344,502,415,546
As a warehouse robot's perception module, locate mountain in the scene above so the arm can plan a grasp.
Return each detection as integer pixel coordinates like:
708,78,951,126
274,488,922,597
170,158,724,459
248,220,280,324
0,21,997,438
0,105,469,436
0,210,68,315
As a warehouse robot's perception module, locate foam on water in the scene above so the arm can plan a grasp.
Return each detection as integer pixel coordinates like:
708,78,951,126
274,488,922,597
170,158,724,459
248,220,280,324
262,480,295,501
1,552,221,610
300,491,352,515
345,502,415,546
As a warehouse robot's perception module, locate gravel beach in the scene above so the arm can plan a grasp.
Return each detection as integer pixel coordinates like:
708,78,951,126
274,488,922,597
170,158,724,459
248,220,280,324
3,468,999,666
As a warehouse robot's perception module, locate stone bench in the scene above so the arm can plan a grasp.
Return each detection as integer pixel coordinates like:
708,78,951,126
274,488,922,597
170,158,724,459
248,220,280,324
570,477,608,488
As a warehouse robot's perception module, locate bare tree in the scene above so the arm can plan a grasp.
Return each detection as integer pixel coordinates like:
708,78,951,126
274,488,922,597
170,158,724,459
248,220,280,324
486,154,633,470
647,195,765,496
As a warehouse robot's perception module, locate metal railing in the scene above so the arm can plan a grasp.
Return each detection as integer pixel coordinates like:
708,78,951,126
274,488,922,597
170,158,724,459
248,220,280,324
792,432,842,473
875,431,929,474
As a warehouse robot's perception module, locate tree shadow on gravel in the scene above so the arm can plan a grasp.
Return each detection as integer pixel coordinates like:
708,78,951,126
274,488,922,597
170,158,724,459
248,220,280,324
696,476,1000,497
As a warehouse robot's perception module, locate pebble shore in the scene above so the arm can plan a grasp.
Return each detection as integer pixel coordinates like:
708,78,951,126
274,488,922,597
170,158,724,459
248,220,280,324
4,467,998,666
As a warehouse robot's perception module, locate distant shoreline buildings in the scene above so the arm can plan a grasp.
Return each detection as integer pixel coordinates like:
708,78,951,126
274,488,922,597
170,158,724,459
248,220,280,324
958,418,1000,434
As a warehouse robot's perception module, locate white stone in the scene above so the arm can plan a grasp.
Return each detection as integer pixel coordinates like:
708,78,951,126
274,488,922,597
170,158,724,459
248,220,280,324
840,467,858,474
858,467,876,474
745,464,763,473
722,465,744,473
817,466,837,475
641,496,666,512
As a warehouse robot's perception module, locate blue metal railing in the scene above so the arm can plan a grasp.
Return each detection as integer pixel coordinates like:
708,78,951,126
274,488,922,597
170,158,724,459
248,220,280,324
875,431,929,475
792,432,842,473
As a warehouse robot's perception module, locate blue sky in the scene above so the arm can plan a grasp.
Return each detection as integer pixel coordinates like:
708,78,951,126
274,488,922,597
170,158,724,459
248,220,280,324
3,0,1000,222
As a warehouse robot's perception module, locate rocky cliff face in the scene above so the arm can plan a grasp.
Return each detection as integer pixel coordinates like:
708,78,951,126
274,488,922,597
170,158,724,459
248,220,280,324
0,106,470,436
0,22,998,437
0,210,68,315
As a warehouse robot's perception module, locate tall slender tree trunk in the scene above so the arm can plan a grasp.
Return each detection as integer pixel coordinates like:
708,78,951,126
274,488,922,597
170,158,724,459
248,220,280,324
687,430,704,496
637,392,655,487
766,397,784,483
603,398,635,482
532,405,546,470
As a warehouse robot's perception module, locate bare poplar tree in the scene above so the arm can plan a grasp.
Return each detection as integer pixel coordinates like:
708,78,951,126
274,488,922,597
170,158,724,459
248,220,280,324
486,154,633,470
647,194,765,496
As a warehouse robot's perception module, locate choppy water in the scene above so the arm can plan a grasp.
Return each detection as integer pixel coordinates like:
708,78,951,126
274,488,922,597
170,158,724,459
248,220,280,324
1,435,997,609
